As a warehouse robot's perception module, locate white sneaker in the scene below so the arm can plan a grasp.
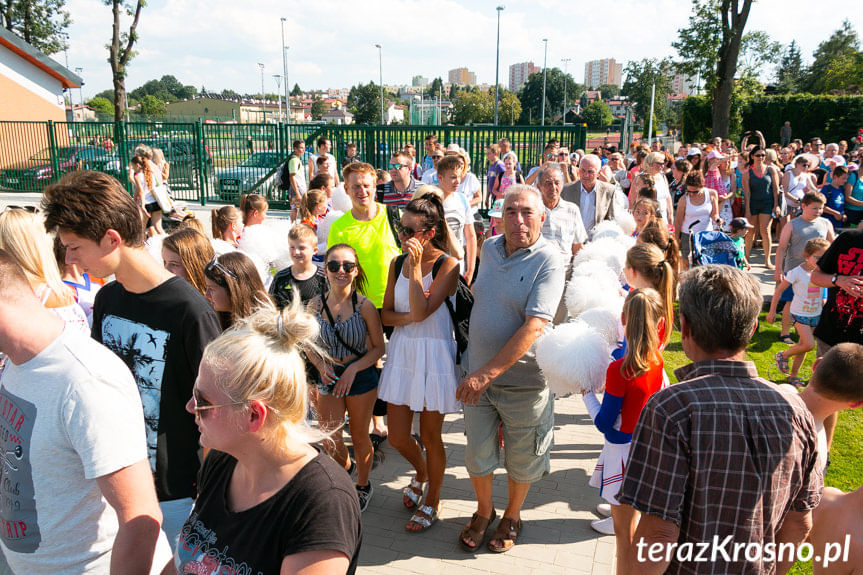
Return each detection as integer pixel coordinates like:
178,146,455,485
590,516,615,535
596,503,612,517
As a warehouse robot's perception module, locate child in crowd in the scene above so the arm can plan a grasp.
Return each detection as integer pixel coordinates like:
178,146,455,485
298,189,329,231
486,198,504,238
632,197,662,237
821,165,848,230
204,251,271,331
583,288,666,571
768,238,831,386
270,224,327,309
341,142,360,168
492,152,519,201
728,217,754,270
485,144,505,208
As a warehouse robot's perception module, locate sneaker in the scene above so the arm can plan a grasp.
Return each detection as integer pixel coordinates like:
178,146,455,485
590,516,615,535
346,459,357,477
596,503,612,517
775,351,790,375
356,483,373,512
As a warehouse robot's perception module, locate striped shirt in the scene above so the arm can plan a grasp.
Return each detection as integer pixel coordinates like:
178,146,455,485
618,360,823,575
378,176,419,208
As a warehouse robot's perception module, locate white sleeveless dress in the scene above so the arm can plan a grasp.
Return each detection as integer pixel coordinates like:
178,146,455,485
378,268,461,413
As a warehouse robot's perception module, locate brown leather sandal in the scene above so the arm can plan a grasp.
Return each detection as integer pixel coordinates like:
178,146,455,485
487,516,523,553
459,509,497,552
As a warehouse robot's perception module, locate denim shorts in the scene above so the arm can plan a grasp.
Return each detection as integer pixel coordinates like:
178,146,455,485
317,360,379,397
463,384,554,483
791,313,820,328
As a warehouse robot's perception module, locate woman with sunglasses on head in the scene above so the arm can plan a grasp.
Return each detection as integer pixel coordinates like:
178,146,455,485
168,299,362,574
673,171,720,271
784,155,818,219
308,244,385,513
743,144,781,269
379,193,461,532
204,252,271,331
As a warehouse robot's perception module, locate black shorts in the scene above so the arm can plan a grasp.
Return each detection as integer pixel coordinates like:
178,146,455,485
144,201,161,214
317,362,379,397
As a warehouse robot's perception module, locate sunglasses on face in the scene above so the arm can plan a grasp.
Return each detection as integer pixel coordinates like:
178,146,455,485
753,154,766,158
395,220,428,237
326,260,357,273
191,388,246,414
432,156,443,161
205,256,237,279
3,205,38,213
388,163,405,170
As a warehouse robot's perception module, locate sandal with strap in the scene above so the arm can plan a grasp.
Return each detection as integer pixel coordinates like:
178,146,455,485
487,516,523,553
459,509,497,552
402,477,426,510
788,376,806,389
406,503,441,533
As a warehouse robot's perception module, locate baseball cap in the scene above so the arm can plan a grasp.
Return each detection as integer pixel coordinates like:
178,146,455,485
687,147,702,157
445,143,461,155
729,217,754,230
488,198,505,218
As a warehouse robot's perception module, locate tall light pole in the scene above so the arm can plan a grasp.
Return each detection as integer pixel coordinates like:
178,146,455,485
257,62,265,123
280,18,289,123
273,74,282,123
540,38,548,127
561,57,571,125
375,44,384,125
493,5,505,125
75,67,84,122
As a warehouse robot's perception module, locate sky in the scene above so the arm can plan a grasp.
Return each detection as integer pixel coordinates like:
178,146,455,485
59,0,863,100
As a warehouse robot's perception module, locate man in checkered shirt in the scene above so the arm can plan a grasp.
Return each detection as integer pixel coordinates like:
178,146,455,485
618,265,823,574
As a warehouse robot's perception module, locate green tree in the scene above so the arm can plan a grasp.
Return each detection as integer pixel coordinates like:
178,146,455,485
822,52,863,93
498,90,522,125
0,0,70,55
106,0,145,121
597,84,619,99
94,89,115,102
802,20,860,93
290,83,302,96
348,82,390,124
138,94,165,116
451,90,492,124
517,68,582,124
311,98,329,120
672,0,757,137
86,96,114,116
622,59,671,124
582,101,614,128
775,40,804,94
429,77,444,99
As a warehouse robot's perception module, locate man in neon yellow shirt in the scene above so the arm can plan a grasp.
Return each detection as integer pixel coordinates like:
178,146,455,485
328,162,400,308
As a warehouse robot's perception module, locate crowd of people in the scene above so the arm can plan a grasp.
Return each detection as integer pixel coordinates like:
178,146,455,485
0,124,861,575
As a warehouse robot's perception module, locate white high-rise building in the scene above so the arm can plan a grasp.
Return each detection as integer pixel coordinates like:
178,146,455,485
584,58,623,89
509,61,540,92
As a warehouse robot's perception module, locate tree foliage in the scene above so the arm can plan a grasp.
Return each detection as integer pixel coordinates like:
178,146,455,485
802,20,861,94
290,83,302,96
775,41,804,94
517,68,582,125
348,82,391,124
582,101,614,128
597,84,620,100
137,94,165,116
622,59,670,124
86,96,114,116
451,90,492,124
129,75,197,103
0,0,70,55
428,77,444,99
311,98,329,120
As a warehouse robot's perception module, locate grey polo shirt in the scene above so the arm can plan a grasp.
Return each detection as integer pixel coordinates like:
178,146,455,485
466,234,566,387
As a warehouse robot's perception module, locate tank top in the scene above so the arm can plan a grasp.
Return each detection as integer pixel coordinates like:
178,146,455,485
847,171,863,213
748,166,773,202
785,171,809,207
681,190,714,234
317,293,369,358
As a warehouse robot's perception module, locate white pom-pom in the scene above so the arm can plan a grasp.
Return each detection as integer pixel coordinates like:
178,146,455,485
238,220,293,273
331,185,352,212
591,220,624,241
565,278,625,318
536,322,611,395
578,306,623,346
573,236,633,276
614,210,637,236
316,210,344,246
570,259,620,287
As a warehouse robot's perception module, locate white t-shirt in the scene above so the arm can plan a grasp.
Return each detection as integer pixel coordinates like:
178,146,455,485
786,264,823,317
421,168,439,186
654,175,672,221
310,152,337,180
443,192,471,272
458,172,481,216
0,327,169,574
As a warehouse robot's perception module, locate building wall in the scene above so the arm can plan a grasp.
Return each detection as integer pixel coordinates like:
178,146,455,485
584,59,623,90
509,62,539,92
448,68,476,87
164,98,241,120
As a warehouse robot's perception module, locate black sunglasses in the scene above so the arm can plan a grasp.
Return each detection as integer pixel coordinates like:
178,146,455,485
395,221,428,237
326,260,357,273
3,205,38,213
205,256,237,279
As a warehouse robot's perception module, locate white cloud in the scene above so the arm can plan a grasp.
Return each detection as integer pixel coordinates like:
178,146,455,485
58,0,863,99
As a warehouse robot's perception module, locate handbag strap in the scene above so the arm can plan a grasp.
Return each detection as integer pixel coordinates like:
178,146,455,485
321,291,364,357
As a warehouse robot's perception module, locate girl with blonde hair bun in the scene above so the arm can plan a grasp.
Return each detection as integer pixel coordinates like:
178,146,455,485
167,298,362,573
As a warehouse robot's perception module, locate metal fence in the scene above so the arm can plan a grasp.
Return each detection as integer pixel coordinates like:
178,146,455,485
0,120,586,210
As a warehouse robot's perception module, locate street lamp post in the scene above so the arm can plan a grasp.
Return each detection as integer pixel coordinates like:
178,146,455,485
494,5,504,125
541,39,548,127
273,74,282,123
74,67,84,122
257,63,266,123
561,57,571,125
375,44,384,125
280,18,288,123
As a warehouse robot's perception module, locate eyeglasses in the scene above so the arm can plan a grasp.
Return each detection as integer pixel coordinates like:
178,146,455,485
3,205,38,213
753,154,766,158
432,155,444,161
191,388,246,414
205,255,237,279
395,221,428,237
388,163,406,170
686,188,701,193
326,260,357,273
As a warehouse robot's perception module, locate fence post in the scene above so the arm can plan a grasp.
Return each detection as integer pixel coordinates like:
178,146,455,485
194,120,207,206
114,120,131,194
46,121,61,185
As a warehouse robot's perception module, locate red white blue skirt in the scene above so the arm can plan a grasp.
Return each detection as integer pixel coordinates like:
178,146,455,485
589,441,631,505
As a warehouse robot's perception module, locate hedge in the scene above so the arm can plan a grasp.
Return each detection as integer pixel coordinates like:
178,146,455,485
681,94,863,144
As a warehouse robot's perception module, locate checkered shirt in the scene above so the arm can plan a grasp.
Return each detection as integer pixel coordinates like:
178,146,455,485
618,360,823,575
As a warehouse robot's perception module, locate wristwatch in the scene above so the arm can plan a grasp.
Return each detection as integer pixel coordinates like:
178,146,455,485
831,273,839,286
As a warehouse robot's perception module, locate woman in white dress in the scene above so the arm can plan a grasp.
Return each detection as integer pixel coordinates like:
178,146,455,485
379,192,461,533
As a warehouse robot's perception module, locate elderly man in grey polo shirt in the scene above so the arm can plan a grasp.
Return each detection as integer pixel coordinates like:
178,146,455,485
456,184,566,554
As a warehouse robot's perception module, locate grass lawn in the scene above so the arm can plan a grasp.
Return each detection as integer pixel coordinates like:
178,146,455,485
663,312,861,574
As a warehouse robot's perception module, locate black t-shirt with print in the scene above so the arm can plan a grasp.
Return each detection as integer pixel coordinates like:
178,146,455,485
91,276,221,500
175,450,362,574
814,229,863,346
270,266,327,308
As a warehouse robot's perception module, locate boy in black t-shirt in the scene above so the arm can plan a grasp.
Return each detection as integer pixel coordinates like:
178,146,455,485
42,171,222,553
270,224,327,308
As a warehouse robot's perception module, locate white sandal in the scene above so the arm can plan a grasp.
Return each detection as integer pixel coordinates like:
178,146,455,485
402,477,426,510
406,503,440,532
